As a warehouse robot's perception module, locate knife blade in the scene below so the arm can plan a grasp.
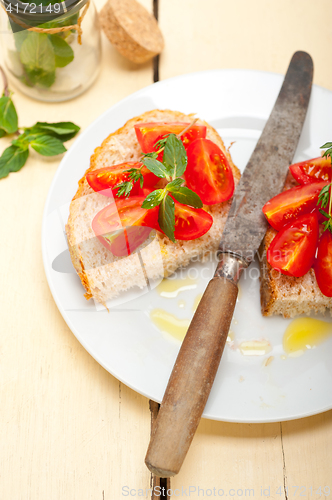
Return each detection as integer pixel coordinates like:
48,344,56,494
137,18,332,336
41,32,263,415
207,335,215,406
145,51,313,478
220,51,313,263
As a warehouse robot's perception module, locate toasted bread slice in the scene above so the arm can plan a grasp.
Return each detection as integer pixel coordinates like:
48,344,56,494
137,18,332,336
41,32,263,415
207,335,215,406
258,173,332,318
66,109,241,305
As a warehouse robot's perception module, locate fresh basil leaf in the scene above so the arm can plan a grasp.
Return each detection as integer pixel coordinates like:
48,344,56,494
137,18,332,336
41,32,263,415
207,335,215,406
166,178,184,190
14,30,28,52
49,34,74,68
0,145,29,179
163,134,187,179
23,66,56,88
321,142,332,149
20,33,55,88
141,189,165,209
30,135,66,156
33,121,80,136
20,73,34,88
158,194,175,242
20,33,55,72
0,129,6,138
12,131,39,150
39,12,78,29
27,121,80,141
26,69,56,88
168,186,203,208
142,157,168,178
0,96,18,134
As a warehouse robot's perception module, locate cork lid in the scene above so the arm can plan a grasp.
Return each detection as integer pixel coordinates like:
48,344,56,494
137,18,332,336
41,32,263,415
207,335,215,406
100,0,164,64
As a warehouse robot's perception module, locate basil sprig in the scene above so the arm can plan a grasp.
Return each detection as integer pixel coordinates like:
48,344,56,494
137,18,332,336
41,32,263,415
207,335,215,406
0,76,80,179
141,133,203,242
0,95,18,137
318,142,332,233
14,12,77,89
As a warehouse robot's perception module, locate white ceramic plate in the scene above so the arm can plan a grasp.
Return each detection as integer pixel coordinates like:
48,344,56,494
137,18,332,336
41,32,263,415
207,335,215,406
42,69,332,423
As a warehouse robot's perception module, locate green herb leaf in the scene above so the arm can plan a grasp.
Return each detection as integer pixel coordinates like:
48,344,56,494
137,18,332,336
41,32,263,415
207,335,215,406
126,168,144,186
14,30,28,52
141,189,166,209
322,148,332,160
27,121,80,141
167,185,203,208
20,33,56,88
0,96,18,134
319,208,330,219
39,12,79,29
318,184,331,208
23,66,56,88
158,194,175,242
321,142,332,149
0,129,6,138
32,121,80,136
11,132,33,150
115,181,134,198
322,218,332,233
49,34,74,68
0,145,29,179
166,178,184,190
142,157,168,178
142,151,158,160
115,166,145,197
163,134,187,179
30,135,66,156
154,135,169,151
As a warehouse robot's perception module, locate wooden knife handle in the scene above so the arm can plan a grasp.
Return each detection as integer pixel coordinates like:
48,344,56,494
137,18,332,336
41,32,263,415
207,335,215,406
145,272,239,477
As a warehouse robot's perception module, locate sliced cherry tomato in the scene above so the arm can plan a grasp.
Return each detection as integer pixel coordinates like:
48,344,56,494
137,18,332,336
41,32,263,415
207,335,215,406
157,199,213,240
174,202,213,240
92,196,158,257
314,230,332,297
134,122,207,159
136,186,154,198
86,162,159,197
185,138,234,205
289,157,331,184
262,181,328,231
267,213,319,277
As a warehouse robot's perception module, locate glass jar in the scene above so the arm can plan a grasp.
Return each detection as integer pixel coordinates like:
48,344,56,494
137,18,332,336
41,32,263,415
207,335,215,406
0,0,101,101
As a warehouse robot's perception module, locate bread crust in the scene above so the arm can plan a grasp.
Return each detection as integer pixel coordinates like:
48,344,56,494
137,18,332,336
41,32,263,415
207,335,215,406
66,109,241,304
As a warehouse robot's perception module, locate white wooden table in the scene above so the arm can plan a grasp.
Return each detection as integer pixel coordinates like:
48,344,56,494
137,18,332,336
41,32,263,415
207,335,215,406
1,1,332,498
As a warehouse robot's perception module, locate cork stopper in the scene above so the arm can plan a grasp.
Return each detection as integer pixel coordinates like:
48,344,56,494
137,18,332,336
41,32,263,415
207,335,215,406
100,0,164,64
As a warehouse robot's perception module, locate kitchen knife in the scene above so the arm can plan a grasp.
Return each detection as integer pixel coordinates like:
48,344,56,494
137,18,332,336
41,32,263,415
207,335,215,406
145,51,313,477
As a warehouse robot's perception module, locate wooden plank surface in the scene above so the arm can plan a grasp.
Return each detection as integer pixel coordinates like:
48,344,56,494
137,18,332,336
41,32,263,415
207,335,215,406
158,0,332,90
0,0,332,498
0,0,154,498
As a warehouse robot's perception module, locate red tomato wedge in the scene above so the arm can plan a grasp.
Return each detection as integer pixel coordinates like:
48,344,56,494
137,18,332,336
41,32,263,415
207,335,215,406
314,230,332,297
134,122,207,158
92,196,158,257
262,181,328,231
267,213,319,277
86,162,159,197
185,138,234,205
171,200,213,240
289,157,331,184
